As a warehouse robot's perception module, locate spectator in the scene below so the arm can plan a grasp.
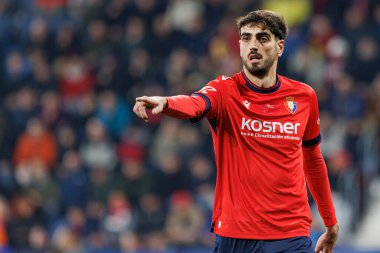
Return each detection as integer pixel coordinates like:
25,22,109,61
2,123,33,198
136,193,166,235
26,162,58,219
13,118,57,179
165,190,205,249
29,52,57,94
103,190,135,243
79,118,117,171
6,87,38,139
58,150,87,212
0,160,18,199
39,91,63,129
114,159,153,206
51,226,85,253
3,51,32,93
57,55,95,114
28,224,50,252
118,231,141,253
153,152,186,199
346,36,380,85
7,192,45,251
95,90,132,140
55,124,78,160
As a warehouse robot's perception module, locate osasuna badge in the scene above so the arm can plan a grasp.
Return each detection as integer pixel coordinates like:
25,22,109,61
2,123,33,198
284,96,297,114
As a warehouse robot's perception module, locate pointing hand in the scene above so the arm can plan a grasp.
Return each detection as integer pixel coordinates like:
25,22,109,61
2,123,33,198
133,96,167,122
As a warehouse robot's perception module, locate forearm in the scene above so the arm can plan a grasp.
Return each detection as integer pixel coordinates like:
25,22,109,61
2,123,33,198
303,145,337,227
163,95,208,119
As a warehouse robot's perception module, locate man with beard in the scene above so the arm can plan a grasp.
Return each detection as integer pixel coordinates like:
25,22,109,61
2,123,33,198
133,10,339,253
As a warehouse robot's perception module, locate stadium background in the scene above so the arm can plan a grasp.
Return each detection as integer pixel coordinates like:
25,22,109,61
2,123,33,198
0,0,379,252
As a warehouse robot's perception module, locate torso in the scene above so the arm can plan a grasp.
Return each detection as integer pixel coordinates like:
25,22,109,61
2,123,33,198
196,71,319,239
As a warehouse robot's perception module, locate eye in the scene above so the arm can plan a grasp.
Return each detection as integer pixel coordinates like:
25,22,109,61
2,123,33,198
259,36,269,43
241,35,250,42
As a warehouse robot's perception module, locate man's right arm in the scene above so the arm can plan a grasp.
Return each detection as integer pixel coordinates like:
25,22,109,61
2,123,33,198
134,77,223,122
133,95,207,122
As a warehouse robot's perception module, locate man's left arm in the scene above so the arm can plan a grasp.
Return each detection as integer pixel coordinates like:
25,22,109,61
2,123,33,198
303,144,339,253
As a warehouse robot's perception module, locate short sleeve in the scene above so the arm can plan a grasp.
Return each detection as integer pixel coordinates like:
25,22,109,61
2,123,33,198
302,89,321,147
191,77,223,121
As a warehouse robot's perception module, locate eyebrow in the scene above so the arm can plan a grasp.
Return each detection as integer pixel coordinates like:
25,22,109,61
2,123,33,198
240,31,271,37
240,32,252,37
255,31,271,37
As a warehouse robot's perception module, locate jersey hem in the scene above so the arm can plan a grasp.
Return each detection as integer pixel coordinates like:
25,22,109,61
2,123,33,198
214,230,311,240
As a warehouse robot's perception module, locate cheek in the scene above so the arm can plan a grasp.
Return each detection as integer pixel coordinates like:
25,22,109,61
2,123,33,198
271,48,278,57
264,47,277,58
239,42,243,57
239,45,247,57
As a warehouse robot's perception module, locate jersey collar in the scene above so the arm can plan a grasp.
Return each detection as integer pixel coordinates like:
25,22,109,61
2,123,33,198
241,70,281,94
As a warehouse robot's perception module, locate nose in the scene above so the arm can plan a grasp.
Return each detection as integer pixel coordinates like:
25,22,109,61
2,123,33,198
248,38,259,51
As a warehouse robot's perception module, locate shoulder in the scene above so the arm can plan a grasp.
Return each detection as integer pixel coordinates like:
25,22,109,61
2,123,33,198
210,74,238,85
279,75,316,97
203,74,239,91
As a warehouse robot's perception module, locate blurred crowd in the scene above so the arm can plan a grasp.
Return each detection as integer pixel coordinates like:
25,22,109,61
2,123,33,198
0,0,379,252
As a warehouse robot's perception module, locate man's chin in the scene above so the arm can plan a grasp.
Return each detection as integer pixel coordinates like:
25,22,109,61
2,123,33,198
249,67,268,77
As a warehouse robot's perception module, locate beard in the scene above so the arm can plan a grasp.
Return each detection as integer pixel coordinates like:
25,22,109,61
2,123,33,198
243,54,276,78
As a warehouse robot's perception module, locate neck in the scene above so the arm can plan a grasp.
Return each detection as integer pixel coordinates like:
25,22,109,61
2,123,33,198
243,64,278,88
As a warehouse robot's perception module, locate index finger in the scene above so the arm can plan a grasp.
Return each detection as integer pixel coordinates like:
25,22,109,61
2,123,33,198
136,96,154,103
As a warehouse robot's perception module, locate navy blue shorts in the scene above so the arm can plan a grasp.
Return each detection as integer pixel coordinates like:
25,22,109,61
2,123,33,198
213,235,314,253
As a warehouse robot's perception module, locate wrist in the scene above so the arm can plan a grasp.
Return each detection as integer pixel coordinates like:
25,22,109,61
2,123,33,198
326,223,339,236
327,223,339,229
163,97,168,109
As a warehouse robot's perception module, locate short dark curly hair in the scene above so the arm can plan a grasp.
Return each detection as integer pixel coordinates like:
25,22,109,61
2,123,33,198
236,10,288,40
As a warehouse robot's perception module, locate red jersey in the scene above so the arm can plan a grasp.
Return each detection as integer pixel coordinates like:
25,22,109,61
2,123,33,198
164,71,337,239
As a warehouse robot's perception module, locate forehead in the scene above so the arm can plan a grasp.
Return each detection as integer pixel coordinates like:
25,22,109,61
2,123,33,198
240,24,274,36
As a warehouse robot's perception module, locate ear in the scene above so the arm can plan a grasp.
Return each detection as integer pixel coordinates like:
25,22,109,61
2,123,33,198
277,40,285,57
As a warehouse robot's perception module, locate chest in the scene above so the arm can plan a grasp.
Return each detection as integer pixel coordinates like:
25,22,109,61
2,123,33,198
220,90,310,141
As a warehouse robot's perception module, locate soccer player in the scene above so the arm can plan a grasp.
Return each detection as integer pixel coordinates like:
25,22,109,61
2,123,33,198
133,10,339,253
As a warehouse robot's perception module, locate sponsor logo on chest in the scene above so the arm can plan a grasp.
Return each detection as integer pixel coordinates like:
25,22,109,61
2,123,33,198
240,117,301,141
238,96,302,141
241,118,300,134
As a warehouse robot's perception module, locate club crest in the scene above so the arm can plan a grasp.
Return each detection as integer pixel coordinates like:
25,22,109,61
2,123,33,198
284,96,297,114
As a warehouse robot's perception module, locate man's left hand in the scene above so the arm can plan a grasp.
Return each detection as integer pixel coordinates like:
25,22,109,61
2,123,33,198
315,223,339,253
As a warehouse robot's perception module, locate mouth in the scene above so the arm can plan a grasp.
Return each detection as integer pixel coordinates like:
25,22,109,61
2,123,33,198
248,53,262,64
